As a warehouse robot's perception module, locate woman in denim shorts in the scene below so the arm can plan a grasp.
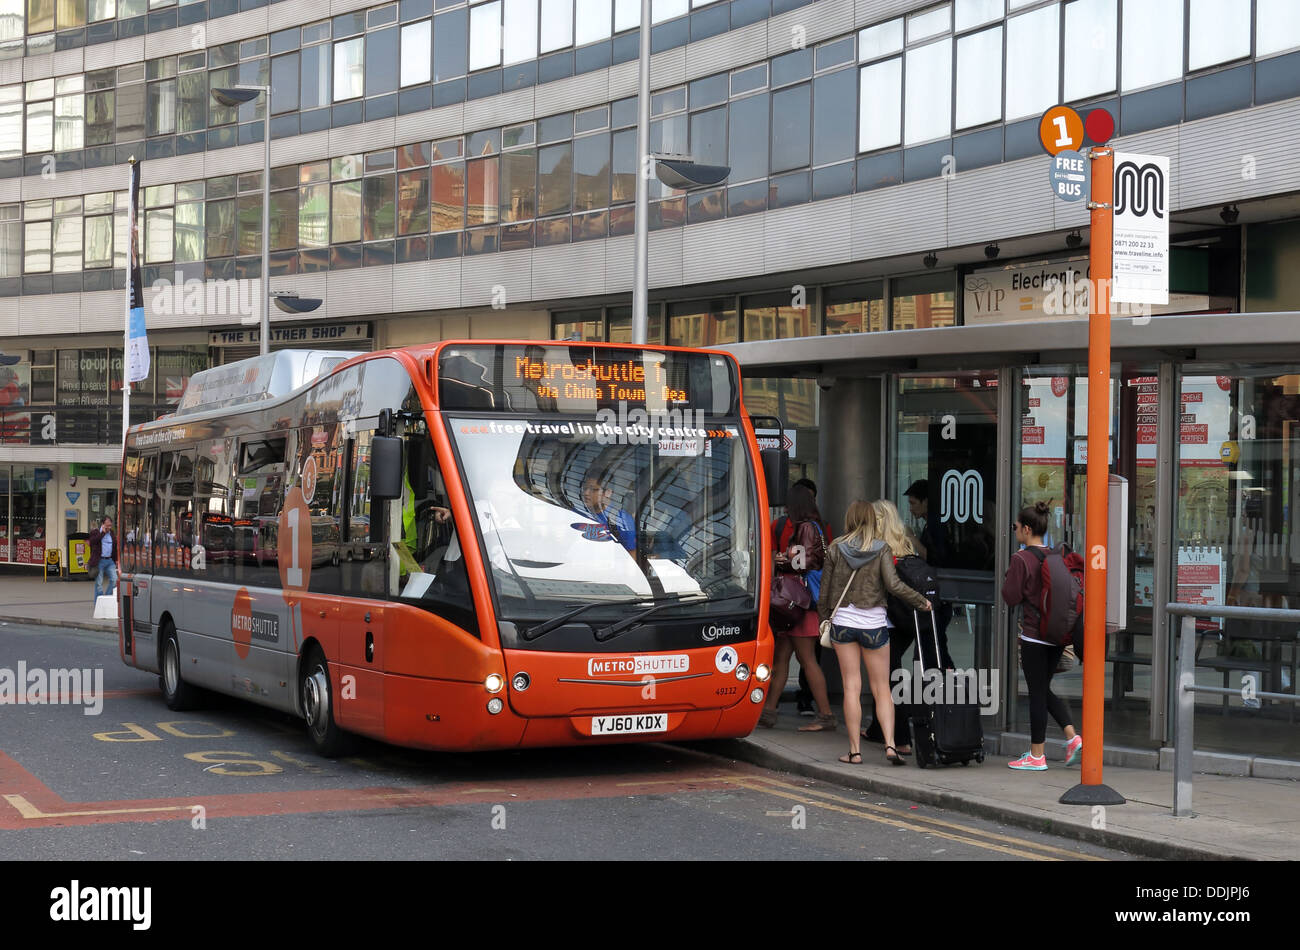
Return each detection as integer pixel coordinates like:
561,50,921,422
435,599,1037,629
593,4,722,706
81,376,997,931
818,501,932,766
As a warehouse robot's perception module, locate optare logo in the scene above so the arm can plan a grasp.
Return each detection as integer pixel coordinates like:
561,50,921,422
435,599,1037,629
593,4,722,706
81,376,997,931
701,624,741,642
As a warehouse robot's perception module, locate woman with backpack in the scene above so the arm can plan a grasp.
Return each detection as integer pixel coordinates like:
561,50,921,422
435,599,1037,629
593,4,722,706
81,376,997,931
759,484,836,732
1001,501,1082,771
819,500,932,765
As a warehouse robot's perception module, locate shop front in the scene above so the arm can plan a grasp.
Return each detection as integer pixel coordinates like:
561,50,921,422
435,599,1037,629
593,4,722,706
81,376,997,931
728,311,1300,763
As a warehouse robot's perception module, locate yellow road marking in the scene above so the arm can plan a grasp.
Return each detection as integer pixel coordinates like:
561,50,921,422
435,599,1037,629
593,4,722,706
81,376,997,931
744,775,1106,862
615,776,732,788
721,777,1065,861
3,794,192,820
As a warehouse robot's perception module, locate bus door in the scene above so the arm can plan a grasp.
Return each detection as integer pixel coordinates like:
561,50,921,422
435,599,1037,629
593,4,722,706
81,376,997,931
121,452,157,666
335,428,388,735
125,457,156,665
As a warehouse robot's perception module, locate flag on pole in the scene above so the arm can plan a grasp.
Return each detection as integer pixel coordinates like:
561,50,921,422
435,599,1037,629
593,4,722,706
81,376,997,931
125,159,149,384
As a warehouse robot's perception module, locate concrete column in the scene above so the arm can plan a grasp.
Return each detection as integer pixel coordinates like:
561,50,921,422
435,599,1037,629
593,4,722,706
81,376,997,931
817,376,884,531
813,375,884,706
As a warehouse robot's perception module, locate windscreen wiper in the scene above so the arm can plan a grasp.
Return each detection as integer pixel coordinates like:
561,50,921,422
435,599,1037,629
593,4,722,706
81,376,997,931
521,597,652,642
594,594,753,642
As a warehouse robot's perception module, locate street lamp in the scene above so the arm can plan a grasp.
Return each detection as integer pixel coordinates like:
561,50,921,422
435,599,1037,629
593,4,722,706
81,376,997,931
630,7,730,344
212,85,272,355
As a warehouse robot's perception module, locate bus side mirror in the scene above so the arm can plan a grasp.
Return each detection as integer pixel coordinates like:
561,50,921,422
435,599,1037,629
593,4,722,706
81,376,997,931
761,448,787,508
371,436,404,501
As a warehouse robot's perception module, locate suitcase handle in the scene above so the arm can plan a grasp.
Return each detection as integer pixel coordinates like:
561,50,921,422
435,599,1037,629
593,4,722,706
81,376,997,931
913,607,942,672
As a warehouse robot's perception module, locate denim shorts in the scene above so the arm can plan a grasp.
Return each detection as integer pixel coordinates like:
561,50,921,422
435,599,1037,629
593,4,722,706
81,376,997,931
829,623,889,649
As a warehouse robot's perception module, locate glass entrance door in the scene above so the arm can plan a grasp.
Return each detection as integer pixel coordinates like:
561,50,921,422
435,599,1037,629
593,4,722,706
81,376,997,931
1014,365,1158,747
892,373,1000,676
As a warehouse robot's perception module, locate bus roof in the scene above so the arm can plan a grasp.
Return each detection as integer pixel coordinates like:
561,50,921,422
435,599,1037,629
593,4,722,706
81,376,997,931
172,350,362,418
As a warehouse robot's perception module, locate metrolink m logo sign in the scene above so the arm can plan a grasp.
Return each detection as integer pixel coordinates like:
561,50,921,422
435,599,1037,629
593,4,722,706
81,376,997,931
940,469,984,525
1112,150,1170,306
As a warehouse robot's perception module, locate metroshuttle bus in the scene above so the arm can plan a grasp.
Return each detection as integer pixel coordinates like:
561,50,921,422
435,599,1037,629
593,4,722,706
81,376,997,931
118,342,778,755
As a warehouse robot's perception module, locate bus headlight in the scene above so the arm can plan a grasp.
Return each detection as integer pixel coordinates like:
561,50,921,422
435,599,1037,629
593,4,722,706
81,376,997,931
484,674,504,693
734,664,751,682
749,688,765,704
487,697,504,714
755,664,771,683
512,672,531,692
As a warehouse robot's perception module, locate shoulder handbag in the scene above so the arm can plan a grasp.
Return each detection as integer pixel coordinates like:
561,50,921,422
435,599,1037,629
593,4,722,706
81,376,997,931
770,572,812,631
818,564,860,648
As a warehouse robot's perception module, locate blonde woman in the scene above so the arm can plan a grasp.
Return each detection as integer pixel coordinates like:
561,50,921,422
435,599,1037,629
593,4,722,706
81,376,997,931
860,500,924,752
818,501,932,765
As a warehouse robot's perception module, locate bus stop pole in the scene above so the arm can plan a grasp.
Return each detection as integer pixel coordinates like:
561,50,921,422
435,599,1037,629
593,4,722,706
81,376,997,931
1061,145,1124,806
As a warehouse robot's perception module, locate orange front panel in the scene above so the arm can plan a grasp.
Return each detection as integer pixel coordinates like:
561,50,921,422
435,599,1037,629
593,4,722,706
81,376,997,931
502,641,763,719
382,675,525,750
384,606,499,683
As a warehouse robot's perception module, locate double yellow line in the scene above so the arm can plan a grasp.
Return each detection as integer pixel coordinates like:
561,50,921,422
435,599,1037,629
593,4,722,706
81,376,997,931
739,774,1108,861
621,773,1106,861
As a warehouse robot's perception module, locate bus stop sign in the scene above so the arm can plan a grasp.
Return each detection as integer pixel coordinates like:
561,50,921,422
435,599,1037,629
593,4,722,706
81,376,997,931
1048,150,1089,202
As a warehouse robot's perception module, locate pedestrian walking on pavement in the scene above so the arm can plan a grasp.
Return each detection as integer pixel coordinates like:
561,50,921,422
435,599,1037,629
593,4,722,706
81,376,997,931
87,516,118,603
1001,501,1082,771
819,501,931,766
759,484,836,732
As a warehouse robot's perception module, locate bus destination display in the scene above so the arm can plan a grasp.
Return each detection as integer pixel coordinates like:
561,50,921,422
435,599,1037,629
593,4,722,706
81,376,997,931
512,354,686,404
437,344,738,416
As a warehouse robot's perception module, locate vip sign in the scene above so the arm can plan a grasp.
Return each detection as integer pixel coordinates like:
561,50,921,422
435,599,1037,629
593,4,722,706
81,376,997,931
1112,151,1170,305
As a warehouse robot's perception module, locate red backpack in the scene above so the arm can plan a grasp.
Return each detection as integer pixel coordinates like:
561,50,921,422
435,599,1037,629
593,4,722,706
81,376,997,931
1026,546,1085,645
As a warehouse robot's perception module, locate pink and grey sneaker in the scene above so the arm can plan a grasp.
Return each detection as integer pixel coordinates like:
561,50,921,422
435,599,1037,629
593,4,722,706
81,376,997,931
1065,735,1083,766
1008,752,1047,771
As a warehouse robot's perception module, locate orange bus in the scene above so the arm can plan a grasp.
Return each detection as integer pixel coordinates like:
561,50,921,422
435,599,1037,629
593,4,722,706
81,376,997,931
119,342,780,755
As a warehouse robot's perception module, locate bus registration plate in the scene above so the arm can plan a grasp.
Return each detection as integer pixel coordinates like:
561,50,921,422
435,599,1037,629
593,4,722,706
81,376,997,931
591,713,668,735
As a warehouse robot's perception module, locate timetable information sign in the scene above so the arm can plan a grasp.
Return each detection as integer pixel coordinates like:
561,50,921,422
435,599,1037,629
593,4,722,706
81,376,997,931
1112,151,1170,305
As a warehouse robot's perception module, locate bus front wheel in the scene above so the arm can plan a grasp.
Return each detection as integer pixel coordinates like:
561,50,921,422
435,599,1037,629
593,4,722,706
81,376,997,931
301,648,351,757
160,621,200,711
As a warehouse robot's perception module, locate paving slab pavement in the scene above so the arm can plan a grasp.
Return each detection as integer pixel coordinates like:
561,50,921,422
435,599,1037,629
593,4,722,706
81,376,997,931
712,713,1300,861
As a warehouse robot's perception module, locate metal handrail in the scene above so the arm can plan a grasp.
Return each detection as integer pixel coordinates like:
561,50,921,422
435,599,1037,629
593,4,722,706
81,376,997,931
1167,602,1300,817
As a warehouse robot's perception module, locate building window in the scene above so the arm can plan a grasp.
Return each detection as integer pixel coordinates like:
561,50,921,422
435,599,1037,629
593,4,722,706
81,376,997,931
892,273,956,329
1257,0,1300,58
742,292,814,342
824,281,885,334
1063,0,1116,102
956,25,1002,129
904,38,951,146
1005,2,1059,122
1188,0,1250,71
668,298,737,347
859,57,901,153
1121,0,1182,92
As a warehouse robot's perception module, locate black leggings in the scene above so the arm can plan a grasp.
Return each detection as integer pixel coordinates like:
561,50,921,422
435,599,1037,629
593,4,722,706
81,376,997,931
1020,640,1076,745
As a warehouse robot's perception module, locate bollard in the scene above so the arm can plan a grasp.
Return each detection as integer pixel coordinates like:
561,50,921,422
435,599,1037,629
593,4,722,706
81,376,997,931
1173,615,1197,817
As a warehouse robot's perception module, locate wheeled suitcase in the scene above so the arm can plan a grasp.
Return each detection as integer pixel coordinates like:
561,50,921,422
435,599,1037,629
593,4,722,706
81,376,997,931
908,609,985,768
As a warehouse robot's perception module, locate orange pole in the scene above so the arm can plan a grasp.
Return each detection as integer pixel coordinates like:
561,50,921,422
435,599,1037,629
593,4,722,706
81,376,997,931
1082,147,1113,786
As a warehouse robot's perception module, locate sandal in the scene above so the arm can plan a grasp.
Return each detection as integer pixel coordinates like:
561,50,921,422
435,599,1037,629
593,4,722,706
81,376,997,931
758,709,777,728
885,746,906,766
838,751,863,765
797,713,837,732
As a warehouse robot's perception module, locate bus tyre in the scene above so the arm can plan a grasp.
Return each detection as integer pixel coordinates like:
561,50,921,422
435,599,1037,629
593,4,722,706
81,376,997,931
301,648,351,757
160,622,200,711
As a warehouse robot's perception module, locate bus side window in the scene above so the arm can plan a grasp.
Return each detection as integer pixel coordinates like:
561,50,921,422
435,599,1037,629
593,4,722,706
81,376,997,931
152,452,173,574
165,451,195,574
136,455,157,574
121,454,139,573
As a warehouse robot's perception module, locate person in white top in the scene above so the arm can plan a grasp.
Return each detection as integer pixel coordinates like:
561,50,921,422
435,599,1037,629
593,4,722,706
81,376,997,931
818,501,931,766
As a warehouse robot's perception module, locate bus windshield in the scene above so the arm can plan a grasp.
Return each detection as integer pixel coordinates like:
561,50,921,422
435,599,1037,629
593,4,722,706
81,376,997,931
449,418,758,627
